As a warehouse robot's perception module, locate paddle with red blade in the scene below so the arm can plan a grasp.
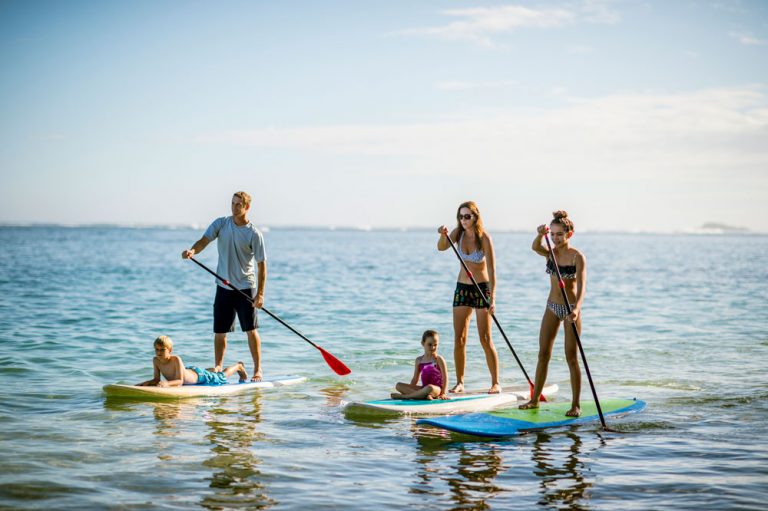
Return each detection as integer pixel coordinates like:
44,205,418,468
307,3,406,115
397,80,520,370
188,256,351,376
441,229,545,401
542,230,610,430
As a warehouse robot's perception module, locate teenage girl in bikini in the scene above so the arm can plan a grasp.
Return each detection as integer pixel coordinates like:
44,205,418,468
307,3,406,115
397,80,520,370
391,330,449,400
519,211,586,417
437,201,501,394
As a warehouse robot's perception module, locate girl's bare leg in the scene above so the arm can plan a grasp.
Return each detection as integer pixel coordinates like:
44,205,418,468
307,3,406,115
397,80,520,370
519,310,561,409
451,306,473,393
476,308,500,393
392,382,421,398
395,385,440,401
564,316,582,417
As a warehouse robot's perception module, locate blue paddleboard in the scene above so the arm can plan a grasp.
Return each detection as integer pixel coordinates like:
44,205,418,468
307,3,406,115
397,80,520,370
418,398,645,437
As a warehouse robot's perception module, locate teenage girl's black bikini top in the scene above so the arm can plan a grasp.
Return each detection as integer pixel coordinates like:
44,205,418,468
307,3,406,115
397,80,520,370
546,258,577,280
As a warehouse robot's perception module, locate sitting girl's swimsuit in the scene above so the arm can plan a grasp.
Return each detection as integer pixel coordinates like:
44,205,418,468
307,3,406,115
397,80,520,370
419,361,443,388
458,232,485,263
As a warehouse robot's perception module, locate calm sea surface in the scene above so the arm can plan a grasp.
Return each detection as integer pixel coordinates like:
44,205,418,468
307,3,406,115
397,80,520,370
0,227,766,510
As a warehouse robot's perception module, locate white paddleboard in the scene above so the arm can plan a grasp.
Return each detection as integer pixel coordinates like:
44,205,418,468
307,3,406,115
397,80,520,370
103,375,306,399
344,383,558,416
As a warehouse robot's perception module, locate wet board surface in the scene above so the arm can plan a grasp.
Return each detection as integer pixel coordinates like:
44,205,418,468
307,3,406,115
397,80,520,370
344,383,559,416
417,398,645,437
103,375,306,399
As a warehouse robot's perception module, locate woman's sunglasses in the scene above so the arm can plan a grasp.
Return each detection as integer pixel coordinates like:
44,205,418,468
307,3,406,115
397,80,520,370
457,214,473,220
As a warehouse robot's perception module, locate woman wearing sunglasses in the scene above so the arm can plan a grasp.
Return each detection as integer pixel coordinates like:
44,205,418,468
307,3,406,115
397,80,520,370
437,201,501,394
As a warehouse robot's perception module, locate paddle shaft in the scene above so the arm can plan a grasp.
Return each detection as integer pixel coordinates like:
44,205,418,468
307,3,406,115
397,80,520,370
442,231,534,386
543,233,608,429
188,256,320,349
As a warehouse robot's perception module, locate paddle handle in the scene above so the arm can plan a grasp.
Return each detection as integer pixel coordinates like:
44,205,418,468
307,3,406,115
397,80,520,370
543,232,608,429
441,230,534,386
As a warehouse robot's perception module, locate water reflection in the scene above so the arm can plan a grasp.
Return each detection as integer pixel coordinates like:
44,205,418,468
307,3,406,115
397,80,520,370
318,382,350,409
150,401,187,439
445,445,505,510
104,393,275,509
200,392,275,510
411,422,606,510
103,397,195,435
530,430,601,510
413,433,506,510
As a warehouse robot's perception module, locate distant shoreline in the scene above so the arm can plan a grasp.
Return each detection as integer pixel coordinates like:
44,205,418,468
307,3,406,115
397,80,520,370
0,223,759,235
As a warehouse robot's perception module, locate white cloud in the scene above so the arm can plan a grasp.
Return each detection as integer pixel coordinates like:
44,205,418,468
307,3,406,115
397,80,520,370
435,79,518,91
398,2,620,47
196,85,768,183
730,32,768,46
567,44,594,54
435,80,476,91
578,0,622,24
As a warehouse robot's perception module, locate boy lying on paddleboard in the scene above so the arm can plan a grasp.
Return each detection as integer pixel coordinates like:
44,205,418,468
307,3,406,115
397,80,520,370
136,335,247,387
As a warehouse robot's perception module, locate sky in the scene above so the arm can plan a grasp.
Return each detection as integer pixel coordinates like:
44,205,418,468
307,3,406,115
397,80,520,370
1,0,767,232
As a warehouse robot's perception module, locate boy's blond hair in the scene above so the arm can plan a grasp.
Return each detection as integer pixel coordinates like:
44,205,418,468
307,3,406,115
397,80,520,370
233,191,252,208
154,335,173,350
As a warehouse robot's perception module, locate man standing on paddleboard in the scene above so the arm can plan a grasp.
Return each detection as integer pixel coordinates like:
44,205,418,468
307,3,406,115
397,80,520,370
182,191,267,382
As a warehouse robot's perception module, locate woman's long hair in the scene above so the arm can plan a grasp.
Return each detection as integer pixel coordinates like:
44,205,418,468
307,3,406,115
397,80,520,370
455,201,485,252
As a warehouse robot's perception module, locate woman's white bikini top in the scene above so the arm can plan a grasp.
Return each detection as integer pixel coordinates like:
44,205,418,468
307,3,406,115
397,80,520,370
458,231,485,263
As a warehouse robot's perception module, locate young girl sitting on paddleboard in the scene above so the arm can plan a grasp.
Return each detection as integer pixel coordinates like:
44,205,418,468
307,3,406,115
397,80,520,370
519,211,587,417
137,335,247,387
391,330,450,400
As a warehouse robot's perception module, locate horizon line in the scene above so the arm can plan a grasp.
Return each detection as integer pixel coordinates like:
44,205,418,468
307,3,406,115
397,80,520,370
0,222,757,235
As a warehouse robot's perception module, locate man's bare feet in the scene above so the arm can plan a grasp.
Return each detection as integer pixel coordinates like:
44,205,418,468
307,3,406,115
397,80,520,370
251,372,262,382
565,406,581,417
519,400,539,410
236,361,247,382
488,384,501,394
449,383,465,393
213,366,222,373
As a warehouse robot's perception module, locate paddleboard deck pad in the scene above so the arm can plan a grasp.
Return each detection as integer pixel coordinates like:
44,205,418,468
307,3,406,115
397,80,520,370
344,383,558,416
103,375,306,399
417,398,645,437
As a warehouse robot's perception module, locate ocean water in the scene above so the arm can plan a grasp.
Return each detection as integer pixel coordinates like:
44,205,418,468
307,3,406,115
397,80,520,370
0,227,766,510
